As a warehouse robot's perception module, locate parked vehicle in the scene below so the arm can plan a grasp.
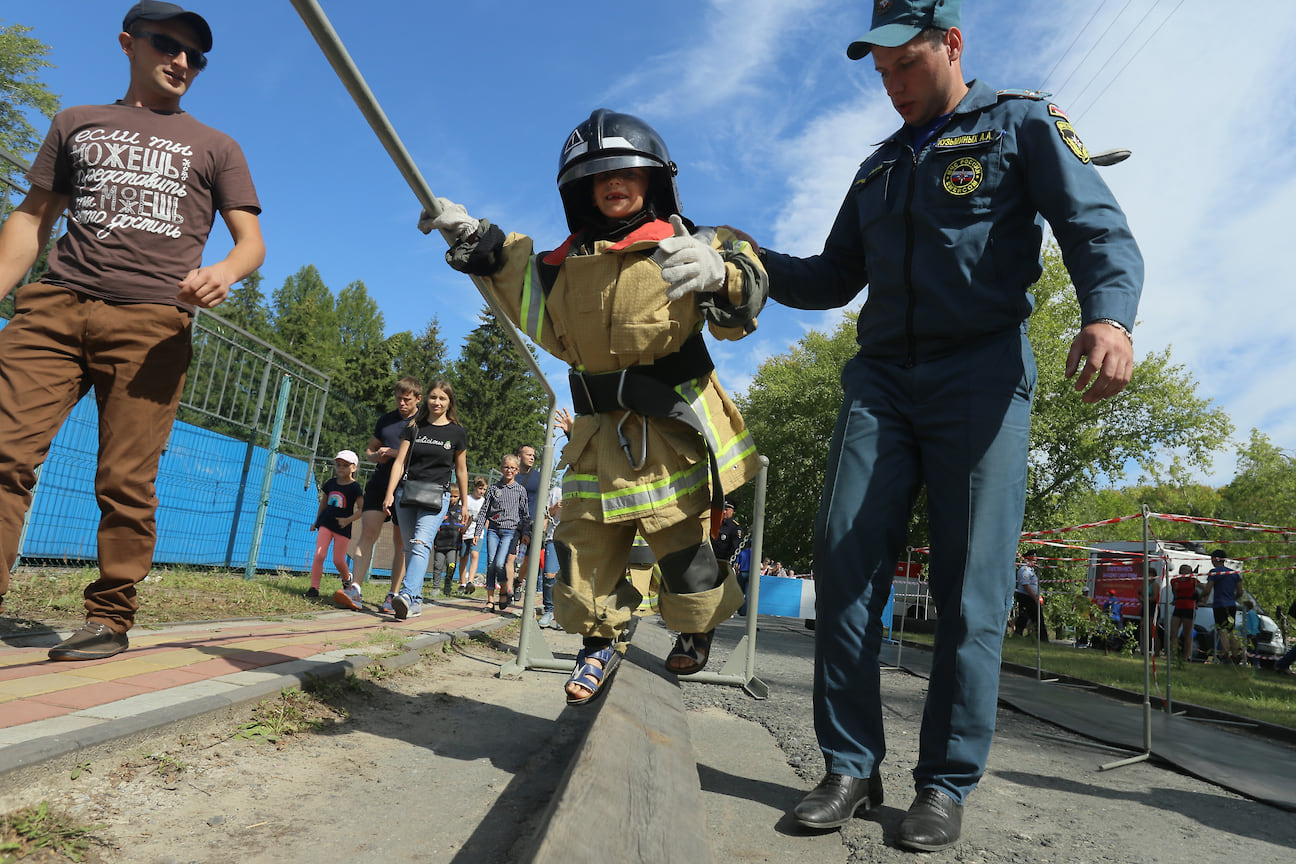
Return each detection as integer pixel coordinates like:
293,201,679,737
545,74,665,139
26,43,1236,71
1085,540,1286,661
893,561,935,621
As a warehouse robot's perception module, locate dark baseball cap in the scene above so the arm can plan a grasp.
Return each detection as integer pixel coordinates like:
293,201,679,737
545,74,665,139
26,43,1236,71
847,0,961,60
123,1,212,52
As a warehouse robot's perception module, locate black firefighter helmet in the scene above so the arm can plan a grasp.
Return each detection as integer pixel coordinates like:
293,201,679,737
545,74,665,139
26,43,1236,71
557,108,681,233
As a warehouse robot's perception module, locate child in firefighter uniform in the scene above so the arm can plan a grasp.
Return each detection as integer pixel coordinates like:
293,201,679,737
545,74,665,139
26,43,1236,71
420,109,766,704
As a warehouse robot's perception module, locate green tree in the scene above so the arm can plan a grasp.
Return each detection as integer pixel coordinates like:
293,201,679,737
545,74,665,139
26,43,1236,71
389,317,449,389
1022,246,1232,532
314,279,390,460
1,21,60,317
452,305,547,468
0,22,60,191
219,270,272,340
1217,430,1296,616
271,265,338,376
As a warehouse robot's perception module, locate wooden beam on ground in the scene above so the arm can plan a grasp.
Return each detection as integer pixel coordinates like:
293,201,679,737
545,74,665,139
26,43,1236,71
524,647,715,864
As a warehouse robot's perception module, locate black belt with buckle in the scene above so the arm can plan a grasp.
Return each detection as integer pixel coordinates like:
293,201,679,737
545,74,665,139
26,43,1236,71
566,331,725,513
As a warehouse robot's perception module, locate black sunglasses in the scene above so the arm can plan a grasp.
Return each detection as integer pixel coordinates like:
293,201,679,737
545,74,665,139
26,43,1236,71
135,30,207,71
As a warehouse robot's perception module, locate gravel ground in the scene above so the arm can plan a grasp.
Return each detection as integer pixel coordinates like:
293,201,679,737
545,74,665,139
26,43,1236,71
680,616,1296,863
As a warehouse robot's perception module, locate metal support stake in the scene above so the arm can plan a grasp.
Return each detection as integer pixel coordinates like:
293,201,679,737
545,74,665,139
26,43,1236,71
1101,504,1153,770
1032,579,1058,684
226,356,273,568
503,406,571,677
245,374,291,580
287,0,561,665
883,547,914,672
680,456,770,699
1161,527,1176,713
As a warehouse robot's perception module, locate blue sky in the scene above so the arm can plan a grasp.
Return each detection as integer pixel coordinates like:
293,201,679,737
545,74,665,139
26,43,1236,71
10,1,1296,487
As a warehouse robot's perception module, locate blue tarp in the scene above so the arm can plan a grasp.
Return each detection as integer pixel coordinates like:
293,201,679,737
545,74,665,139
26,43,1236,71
18,390,324,573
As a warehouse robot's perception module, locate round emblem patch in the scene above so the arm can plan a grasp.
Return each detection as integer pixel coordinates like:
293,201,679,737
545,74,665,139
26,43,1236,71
942,157,983,196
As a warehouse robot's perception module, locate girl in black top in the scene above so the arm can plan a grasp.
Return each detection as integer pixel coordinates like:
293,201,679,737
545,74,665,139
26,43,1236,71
382,380,469,620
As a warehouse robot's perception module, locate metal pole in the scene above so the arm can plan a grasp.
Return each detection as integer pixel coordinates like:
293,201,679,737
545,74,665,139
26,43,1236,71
14,465,41,570
680,456,770,699
1035,574,1043,680
288,0,560,635
503,407,569,677
1161,542,1175,713
245,374,292,580
1101,504,1153,770
226,356,273,568
884,547,914,671
1034,551,1059,684
896,548,910,653
1140,505,1153,750
284,0,555,404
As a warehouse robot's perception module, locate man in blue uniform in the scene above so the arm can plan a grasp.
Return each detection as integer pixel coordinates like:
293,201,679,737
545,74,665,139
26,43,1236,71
739,0,1143,851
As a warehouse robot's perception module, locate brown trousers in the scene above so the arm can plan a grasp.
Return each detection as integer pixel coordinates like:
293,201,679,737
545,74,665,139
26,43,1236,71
0,283,192,633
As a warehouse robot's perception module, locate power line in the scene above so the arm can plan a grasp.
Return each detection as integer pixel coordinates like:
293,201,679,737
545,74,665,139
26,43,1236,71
1073,0,1187,122
1067,0,1166,115
1040,0,1112,93
1051,0,1137,106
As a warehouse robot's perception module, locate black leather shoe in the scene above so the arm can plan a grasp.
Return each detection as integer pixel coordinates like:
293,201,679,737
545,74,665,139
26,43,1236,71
793,771,884,829
896,787,964,852
48,621,129,661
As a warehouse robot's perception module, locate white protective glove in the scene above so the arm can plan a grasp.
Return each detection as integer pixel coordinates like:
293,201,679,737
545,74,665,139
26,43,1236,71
417,197,481,241
658,214,726,301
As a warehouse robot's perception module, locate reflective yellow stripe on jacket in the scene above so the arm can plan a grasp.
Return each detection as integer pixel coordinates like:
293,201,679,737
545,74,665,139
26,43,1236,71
519,256,545,342
677,379,758,476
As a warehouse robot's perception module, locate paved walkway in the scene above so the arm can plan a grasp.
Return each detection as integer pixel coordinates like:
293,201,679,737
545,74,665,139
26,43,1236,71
0,596,499,777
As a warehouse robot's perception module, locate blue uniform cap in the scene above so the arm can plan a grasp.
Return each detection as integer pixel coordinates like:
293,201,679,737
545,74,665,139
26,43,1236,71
847,0,962,60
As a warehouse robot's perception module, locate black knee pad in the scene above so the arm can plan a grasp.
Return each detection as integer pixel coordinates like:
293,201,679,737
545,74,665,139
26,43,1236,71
554,540,574,586
657,542,721,594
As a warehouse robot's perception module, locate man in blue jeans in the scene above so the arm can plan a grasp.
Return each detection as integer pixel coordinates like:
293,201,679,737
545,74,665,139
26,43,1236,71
733,0,1142,850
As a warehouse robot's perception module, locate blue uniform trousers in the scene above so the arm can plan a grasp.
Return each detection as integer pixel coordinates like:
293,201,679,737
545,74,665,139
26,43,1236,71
813,329,1035,804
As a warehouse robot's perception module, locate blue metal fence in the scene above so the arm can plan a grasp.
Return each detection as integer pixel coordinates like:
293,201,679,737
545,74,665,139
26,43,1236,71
18,391,326,574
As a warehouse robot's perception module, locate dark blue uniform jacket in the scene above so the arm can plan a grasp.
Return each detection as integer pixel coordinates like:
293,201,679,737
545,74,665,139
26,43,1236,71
764,79,1143,364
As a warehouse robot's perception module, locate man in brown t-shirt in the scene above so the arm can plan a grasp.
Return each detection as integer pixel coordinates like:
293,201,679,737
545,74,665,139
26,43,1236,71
0,2,265,660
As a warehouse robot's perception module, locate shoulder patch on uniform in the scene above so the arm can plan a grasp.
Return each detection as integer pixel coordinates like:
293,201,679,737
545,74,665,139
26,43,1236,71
997,88,1050,101
1054,120,1090,164
853,162,888,188
1047,103,1070,121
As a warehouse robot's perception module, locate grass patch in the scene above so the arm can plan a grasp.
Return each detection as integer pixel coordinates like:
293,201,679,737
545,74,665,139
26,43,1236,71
232,686,346,745
147,752,188,780
0,565,400,635
0,801,102,863
901,631,1296,730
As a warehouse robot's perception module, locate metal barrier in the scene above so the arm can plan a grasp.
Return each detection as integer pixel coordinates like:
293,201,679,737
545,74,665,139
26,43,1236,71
182,310,329,461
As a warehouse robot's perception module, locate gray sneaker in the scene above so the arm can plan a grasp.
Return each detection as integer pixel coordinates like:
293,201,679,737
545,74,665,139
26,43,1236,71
392,594,423,620
537,611,554,629
48,621,129,661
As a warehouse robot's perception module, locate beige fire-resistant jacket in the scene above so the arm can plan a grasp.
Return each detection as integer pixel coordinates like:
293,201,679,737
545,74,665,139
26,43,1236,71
473,217,766,533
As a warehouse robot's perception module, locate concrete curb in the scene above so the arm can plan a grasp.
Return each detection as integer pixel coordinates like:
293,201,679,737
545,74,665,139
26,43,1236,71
0,619,513,782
